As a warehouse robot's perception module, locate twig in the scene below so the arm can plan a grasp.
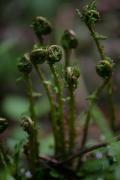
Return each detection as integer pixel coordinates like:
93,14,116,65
39,155,79,180
60,135,120,164
39,136,120,165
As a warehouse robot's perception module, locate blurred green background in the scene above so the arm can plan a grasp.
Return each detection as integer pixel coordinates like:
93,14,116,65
0,0,120,145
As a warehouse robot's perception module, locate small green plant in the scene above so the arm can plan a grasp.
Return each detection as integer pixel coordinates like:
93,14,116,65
1,1,120,179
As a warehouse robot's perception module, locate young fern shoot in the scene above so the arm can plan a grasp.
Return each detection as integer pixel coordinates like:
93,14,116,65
47,45,66,153
31,17,66,154
61,30,79,152
30,48,60,154
77,1,115,149
65,67,80,152
17,54,39,175
61,29,78,70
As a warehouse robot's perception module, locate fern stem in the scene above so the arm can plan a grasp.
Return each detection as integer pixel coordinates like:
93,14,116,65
49,64,65,153
85,22,116,133
68,86,76,152
24,74,39,174
81,78,109,148
33,64,60,154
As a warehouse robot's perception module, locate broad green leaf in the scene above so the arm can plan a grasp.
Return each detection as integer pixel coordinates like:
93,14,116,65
2,95,50,120
2,96,29,119
7,126,27,151
40,134,54,155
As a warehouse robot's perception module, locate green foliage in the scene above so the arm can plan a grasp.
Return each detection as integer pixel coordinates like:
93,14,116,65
49,169,64,179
